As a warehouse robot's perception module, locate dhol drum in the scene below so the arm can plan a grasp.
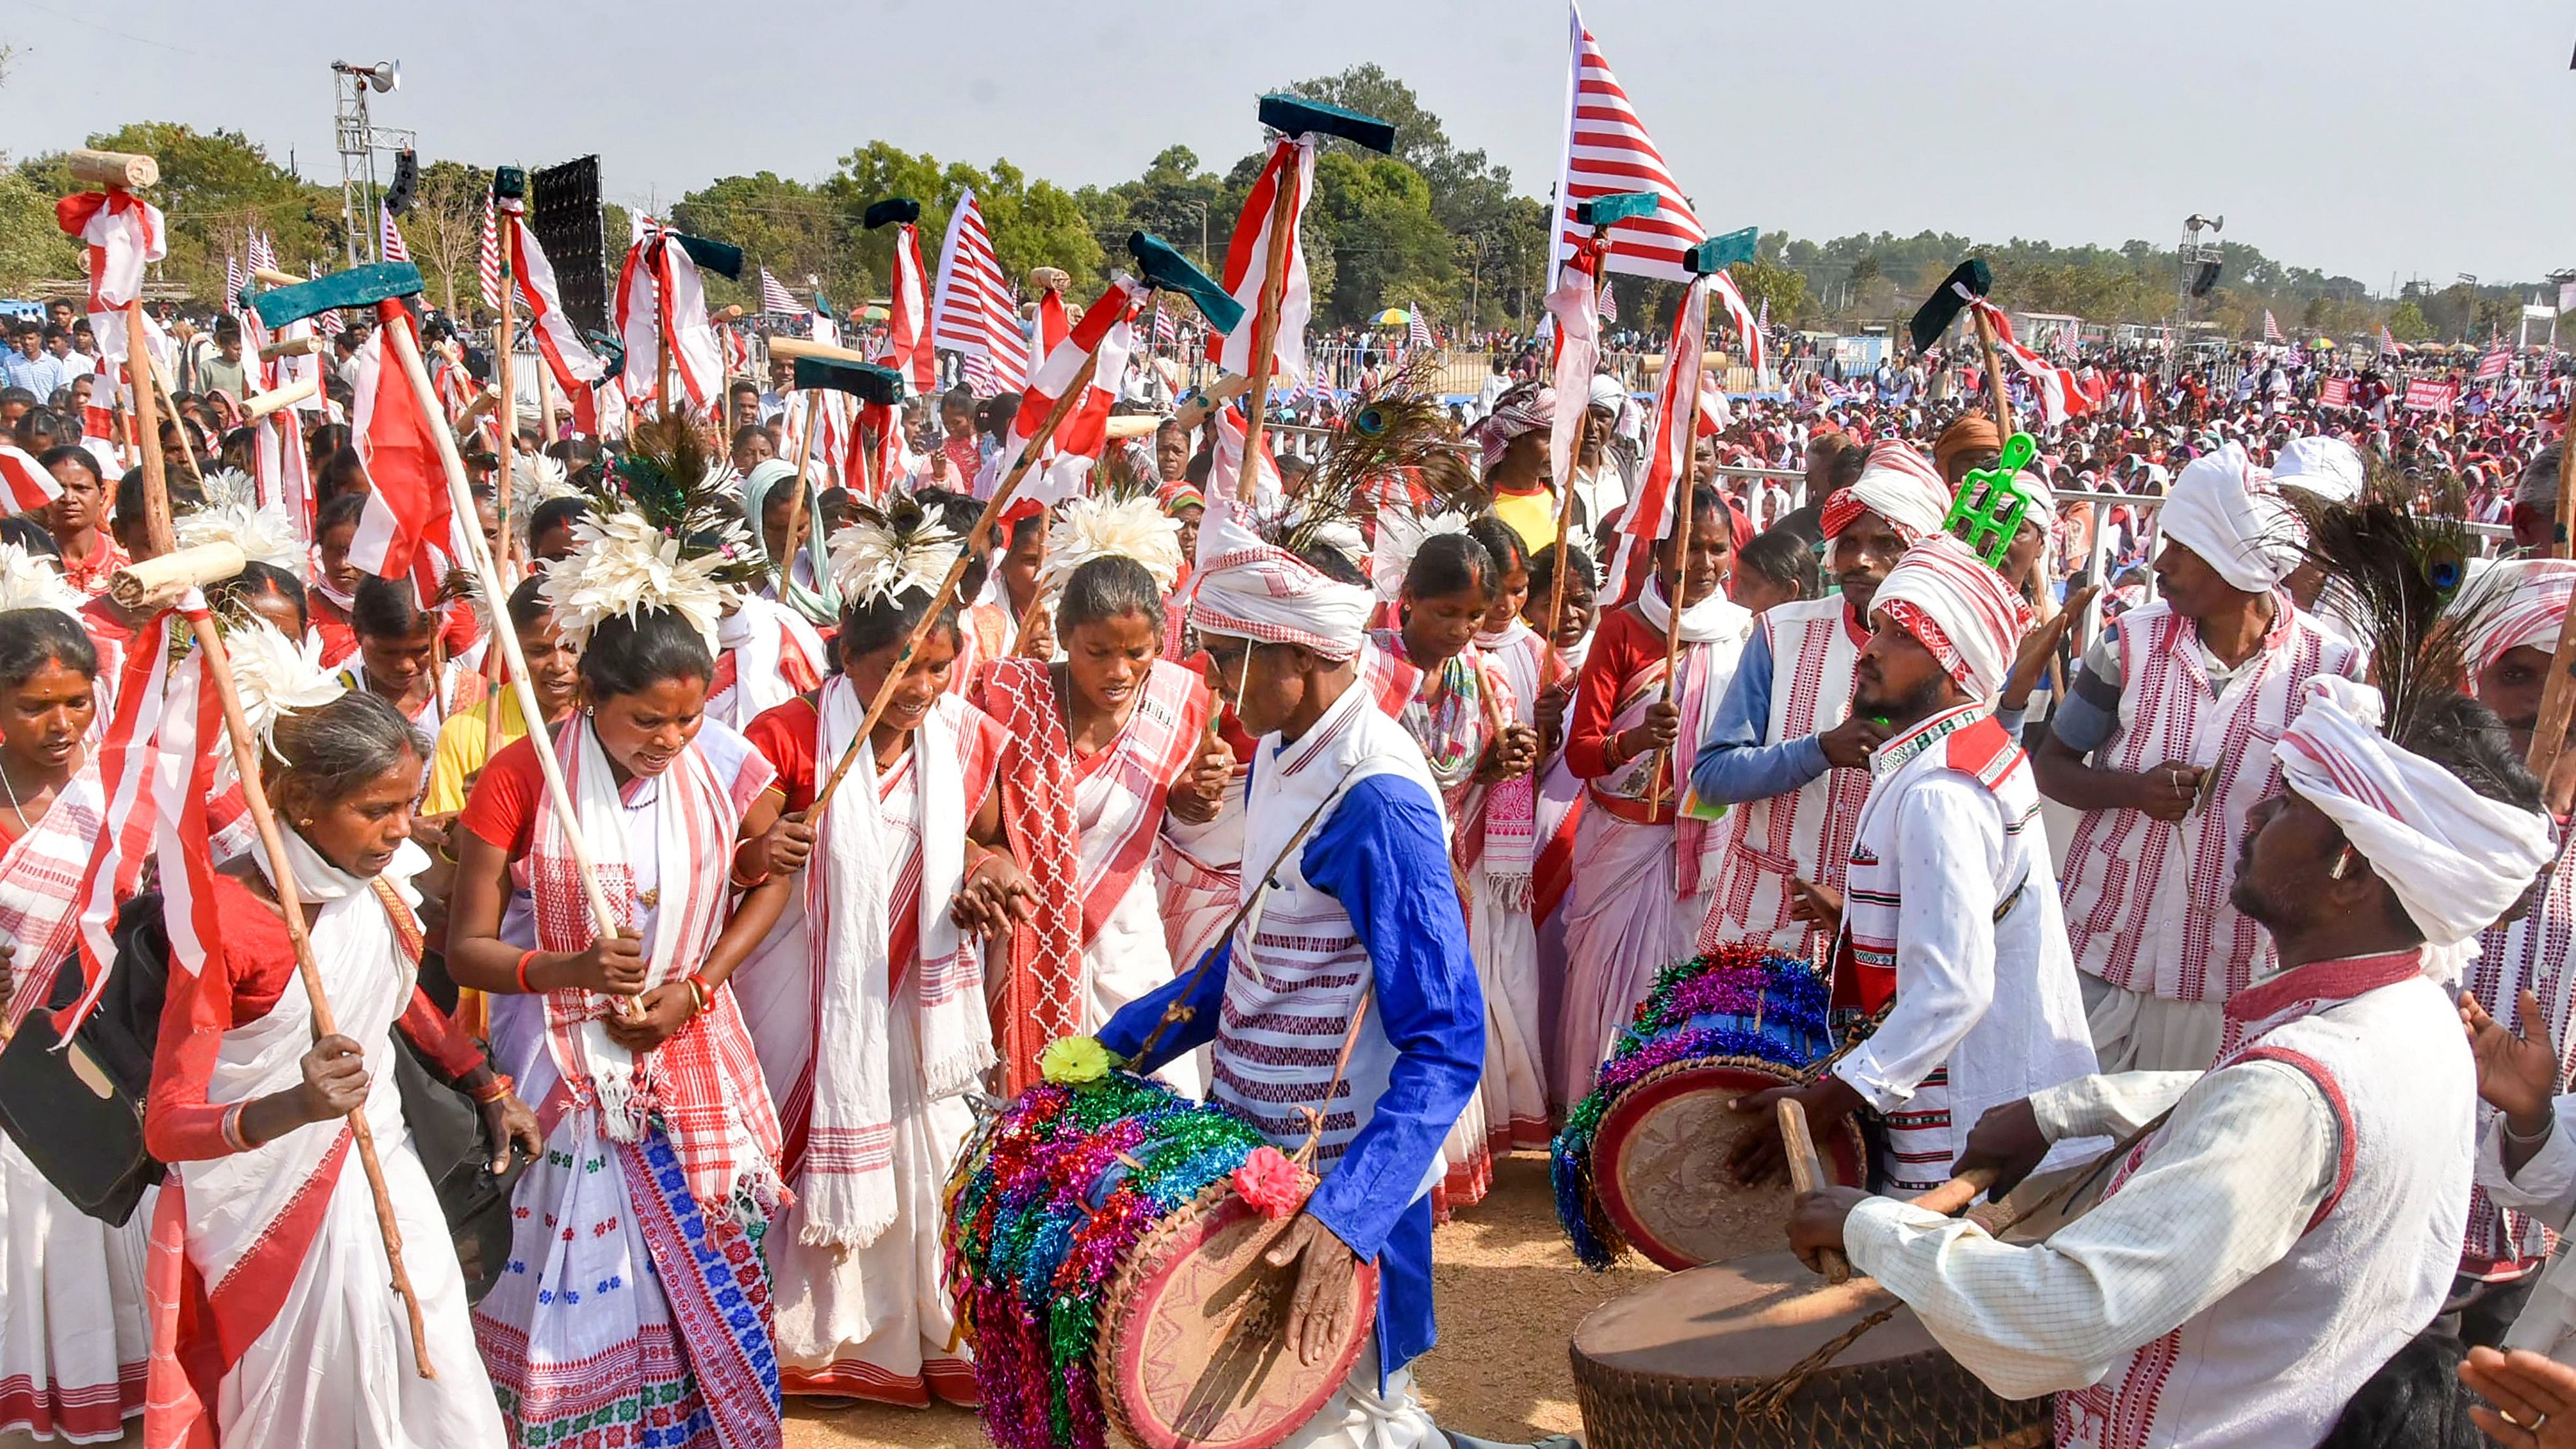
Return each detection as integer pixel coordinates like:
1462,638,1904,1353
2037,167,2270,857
1568,1249,2050,1449
945,1071,1376,1449
1554,944,1862,1270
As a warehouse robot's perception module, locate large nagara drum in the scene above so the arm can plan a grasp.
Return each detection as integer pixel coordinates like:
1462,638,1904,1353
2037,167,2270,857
1568,1249,2050,1449
945,1071,1376,1449
1554,945,1863,1270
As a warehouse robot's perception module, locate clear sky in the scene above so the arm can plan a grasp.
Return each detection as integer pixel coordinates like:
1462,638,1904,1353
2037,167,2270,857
3,0,2569,293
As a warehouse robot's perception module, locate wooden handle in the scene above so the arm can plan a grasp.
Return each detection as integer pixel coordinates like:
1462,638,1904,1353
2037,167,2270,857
1907,1167,2001,1218
1232,178,1302,504
259,334,324,362
457,385,504,426
241,376,316,421
66,149,157,190
251,267,302,290
109,543,248,610
713,304,744,322
766,335,873,366
1779,1099,1852,1285
1104,414,1161,441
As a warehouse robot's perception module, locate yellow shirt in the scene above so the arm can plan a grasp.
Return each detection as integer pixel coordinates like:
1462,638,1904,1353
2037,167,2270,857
423,689,533,816
1491,485,1558,554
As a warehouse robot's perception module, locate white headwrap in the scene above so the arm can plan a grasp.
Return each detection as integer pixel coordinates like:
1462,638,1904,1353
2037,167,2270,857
1870,533,2035,700
2462,558,2576,679
2161,443,2293,594
2275,675,2555,985
2271,436,2366,503
1184,502,1371,660
1823,441,1952,541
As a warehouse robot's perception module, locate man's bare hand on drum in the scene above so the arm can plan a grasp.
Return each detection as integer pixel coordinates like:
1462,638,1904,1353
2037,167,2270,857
1787,1186,1870,1275
1725,1075,1865,1186
1262,1211,1360,1368
1955,1099,2051,1197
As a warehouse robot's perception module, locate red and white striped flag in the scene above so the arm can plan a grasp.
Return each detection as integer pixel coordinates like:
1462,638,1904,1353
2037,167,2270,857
348,302,457,598
1206,398,1283,508
1969,299,2091,425
2262,309,2283,344
311,261,343,337
960,351,1002,398
1152,300,1178,350
478,193,502,312
1545,235,1603,495
47,612,182,1036
498,195,608,434
759,267,801,315
1711,270,1766,383
0,444,60,511
223,254,245,310
1604,274,1708,605
378,204,410,264
2479,346,2512,381
1407,305,1434,352
1216,137,1315,383
1004,276,1146,502
248,229,276,276
2380,324,2400,354
1551,1,1708,284
147,617,230,1005
1597,280,1618,324
57,188,164,366
614,225,725,412
930,190,1031,389
884,219,936,398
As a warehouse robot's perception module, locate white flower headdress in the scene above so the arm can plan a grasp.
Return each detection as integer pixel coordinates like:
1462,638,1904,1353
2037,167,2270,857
1041,495,1184,595
510,452,578,541
1368,506,1472,602
176,467,306,574
0,542,83,614
539,414,764,649
222,618,348,761
828,491,962,607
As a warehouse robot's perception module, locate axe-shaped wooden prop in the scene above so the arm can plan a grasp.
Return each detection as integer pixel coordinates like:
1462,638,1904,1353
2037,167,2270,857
778,350,907,568
1230,94,1397,502
248,262,622,943
1910,257,2016,436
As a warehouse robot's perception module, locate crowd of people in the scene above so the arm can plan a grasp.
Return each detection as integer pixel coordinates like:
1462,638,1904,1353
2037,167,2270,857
8,246,2576,1449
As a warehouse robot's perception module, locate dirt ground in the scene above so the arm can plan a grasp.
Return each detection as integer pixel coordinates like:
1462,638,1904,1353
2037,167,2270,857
785,1149,1652,1449
3,1152,1636,1449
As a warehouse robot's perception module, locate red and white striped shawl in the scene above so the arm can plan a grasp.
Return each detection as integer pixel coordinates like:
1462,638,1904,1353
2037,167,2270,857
526,719,784,1214
2056,597,2362,1004
972,656,1207,1092
2461,833,2576,1280
0,762,105,1032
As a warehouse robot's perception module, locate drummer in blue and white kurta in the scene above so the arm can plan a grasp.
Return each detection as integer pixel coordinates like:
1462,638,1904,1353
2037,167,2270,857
1094,507,1481,1449
1729,535,2097,1194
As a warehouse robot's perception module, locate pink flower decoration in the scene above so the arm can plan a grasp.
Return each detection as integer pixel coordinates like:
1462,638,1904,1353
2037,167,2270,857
1230,1146,1309,1220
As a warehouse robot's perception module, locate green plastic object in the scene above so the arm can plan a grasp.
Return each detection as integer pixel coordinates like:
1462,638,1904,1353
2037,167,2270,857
1127,233,1243,334
1574,191,1661,228
792,356,904,405
246,261,423,328
1256,94,1397,154
1947,432,2037,569
1684,227,1758,275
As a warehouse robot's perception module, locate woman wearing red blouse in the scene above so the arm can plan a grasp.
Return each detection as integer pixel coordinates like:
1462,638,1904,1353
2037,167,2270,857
142,688,537,1446
1557,484,1754,1098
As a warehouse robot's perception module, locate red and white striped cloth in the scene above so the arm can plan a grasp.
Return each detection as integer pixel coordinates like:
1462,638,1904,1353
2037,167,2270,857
1597,280,1618,324
1551,1,1709,284
883,221,935,398
759,267,801,316
958,352,1003,398
248,229,276,276
378,204,410,265
54,187,165,366
2262,309,2284,344
1711,270,1766,382
1002,276,1144,505
1544,235,1602,499
1603,273,1709,605
1215,137,1314,383
149,616,230,1004
54,612,183,1035
929,190,1030,388
2380,324,2400,354
311,260,344,337
1407,305,1434,352
499,195,607,436
2479,347,2512,381
478,193,502,312
223,255,245,310
0,443,60,512
349,301,455,599
614,224,726,413
1968,298,2092,426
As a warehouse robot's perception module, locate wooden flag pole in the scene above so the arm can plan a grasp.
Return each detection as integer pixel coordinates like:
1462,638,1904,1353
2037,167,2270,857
123,306,174,549
776,392,825,581
807,353,1099,818
485,263,521,763
1971,306,2017,440
2516,383,2576,778
1646,299,1707,818
1232,166,1303,505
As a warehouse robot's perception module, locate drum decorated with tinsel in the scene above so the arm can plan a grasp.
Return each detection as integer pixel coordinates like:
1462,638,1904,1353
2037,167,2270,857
945,1064,1378,1449
1552,943,1863,1271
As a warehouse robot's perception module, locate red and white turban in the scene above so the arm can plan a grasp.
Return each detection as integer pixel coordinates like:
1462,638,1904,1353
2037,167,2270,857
2276,675,2556,984
2162,443,2294,594
1183,502,1371,660
1821,440,1952,542
1871,533,2036,700
2463,558,2576,680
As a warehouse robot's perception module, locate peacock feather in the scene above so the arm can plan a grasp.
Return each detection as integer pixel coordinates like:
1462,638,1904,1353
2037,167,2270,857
1273,353,1452,557
2288,495,2499,736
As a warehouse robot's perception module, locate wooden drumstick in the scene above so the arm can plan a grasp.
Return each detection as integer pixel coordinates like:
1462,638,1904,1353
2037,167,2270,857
1779,1099,1851,1285
1907,1166,2001,1219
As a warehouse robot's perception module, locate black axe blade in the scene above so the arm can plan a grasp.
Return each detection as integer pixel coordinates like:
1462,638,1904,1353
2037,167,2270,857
793,356,905,405
1909,258,1992,354
862,197,920,231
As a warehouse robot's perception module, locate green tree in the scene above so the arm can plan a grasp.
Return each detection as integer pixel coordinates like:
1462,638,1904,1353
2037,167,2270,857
1726,259,1809,331
406,160,489,318
2386,299,2433,343
673,171,858,314
1303,150,1454,328
22,122,343,301
0,165,78,293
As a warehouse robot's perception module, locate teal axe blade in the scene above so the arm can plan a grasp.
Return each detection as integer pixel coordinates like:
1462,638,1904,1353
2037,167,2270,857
1127,233,1243,334
493,166,527,202
668,232,743,280
793,357,905,405
247,261,422,328
1574,191,1661,228
1256,94,1397,154
1684,227,1758,275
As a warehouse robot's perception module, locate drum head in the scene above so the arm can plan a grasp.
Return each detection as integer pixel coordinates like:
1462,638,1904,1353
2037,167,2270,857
1100,1180,1380,1449
1594,1059,1865,1271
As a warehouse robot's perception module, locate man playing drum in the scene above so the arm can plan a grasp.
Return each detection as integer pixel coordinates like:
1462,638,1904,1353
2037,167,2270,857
1727,535,2097,1195
1093,508,1486,1449
1790,674,2553,1449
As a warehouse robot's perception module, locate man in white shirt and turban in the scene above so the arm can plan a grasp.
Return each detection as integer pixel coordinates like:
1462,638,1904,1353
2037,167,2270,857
2036,443,2364,1072
1796,674,2553,1449
1732,535,2097,1194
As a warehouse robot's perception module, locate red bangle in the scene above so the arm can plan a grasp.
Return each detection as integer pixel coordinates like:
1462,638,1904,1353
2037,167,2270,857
466,1071,514,1106
515,949,541,994
685,973,713,1014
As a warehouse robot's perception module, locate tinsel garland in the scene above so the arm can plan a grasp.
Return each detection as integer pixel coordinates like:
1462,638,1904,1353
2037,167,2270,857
943,1072,1267,1449
1549,944,1833,1270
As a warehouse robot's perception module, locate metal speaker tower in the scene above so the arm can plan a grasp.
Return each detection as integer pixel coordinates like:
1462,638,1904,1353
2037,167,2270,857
331,60,411,267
